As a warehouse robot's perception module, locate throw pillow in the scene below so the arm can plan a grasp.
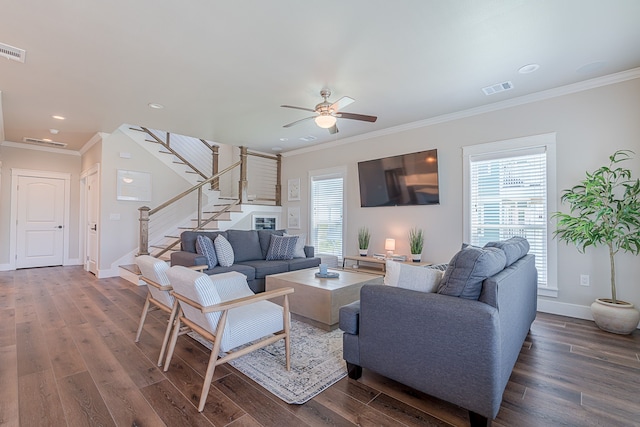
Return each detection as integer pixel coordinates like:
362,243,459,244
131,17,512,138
284,232,306,258
484,236,529,267
384,260,443,293
195,235,218,269
266,235,299,260
214,235,235,267
437,246,507,300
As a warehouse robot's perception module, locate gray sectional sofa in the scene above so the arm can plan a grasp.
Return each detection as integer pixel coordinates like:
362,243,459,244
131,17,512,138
170,229,321,293
339,237,537,427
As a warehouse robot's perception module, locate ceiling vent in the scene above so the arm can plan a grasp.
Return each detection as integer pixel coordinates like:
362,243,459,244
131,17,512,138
482,81,513,96
0,42,26,63
23,137,67,148
299,135,317,142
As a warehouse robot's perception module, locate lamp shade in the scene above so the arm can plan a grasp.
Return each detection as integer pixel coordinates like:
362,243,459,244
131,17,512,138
314,114,337,129
384,238,396,251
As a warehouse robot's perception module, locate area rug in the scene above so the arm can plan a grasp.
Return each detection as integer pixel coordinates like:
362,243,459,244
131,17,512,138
188,319,346,404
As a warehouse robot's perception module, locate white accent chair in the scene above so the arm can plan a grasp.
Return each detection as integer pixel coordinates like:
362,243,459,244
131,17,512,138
134,255,176,366
163,266,294,412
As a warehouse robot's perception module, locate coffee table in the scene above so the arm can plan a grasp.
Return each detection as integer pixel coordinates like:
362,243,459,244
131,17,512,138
265,268,383,330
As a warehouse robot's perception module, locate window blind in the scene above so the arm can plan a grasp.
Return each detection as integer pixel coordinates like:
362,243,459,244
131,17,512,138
310,175,344,258
469,148,548,286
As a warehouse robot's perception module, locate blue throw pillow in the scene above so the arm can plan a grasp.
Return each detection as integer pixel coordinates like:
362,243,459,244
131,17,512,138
196,235,218,269
214,235,235,267
266,235,299,260
484,237,529,267
437,246,507,300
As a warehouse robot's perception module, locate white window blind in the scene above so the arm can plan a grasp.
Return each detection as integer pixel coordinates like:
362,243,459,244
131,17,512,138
310,174,344,258
469,147,549,287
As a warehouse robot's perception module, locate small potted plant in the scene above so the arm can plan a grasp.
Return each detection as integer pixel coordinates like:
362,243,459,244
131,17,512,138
553,150,640,334
409,227,424,262
358,227,370,257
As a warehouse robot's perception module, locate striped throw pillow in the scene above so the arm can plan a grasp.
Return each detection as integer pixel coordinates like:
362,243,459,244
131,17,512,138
214,235,235,267
266,235,298,260
196,235,217,269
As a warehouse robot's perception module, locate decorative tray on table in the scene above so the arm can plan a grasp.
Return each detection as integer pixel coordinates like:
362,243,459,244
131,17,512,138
315,272,340,279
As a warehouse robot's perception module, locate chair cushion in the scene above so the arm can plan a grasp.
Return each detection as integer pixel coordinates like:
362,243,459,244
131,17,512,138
214,235,235,267
226,230,263,262
437,246,507,300
284,232,307,258
135,255,174,308
484,237,529,267
384,260,443,293
266,235,298,260
196,235,218,268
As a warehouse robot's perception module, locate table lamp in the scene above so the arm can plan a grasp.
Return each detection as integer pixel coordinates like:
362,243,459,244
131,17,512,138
385,238,396,258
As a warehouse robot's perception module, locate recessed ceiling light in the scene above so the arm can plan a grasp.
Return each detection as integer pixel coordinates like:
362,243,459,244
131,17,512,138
52,115,66,120
518,64,540,74
148,103,164,109
49,129,59,134
279,138,288,142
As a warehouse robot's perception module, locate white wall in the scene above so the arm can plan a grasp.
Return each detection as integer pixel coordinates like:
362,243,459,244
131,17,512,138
0,144,82,266
282,77,640,317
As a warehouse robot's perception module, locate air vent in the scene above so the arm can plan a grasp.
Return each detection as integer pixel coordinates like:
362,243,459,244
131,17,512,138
482,81,513,96
0,42,26,63
299,135,317,142
23,137,67,148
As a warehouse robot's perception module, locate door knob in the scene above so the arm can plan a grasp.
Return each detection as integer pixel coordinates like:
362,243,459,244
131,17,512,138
91,224,97,231
56,225,63,229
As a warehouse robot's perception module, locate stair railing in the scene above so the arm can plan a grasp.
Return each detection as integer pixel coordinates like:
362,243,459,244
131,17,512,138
138,161,240,256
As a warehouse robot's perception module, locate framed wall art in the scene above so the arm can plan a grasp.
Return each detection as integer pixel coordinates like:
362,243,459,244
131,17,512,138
287,178,300,201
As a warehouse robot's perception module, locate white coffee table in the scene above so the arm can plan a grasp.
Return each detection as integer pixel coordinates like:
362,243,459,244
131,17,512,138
265,268,383,330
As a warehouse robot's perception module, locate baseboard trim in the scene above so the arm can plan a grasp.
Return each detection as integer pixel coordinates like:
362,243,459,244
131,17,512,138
537,298,594,321
0,264,11,271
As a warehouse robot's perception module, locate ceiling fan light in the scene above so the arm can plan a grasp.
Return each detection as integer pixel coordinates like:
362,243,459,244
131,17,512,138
314,115,336,129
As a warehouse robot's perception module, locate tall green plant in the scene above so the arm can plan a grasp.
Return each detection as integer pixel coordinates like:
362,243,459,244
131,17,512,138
409,227,424,255
358,227,371,250
552,150,640,304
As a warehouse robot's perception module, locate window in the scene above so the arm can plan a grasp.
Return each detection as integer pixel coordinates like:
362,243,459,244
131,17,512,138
463,134,557,296
309,168,345,259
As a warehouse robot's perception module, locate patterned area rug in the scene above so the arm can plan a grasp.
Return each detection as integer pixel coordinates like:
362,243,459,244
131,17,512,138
188,319,346,404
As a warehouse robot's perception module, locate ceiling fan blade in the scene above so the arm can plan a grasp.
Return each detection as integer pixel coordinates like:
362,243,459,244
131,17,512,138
283,116,315,128
338,112,378,123
281,104,316,113
330,96,355,111
328,124,339,134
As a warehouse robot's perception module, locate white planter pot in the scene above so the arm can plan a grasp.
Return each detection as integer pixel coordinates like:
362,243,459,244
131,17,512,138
411,253,421,262
359,249,368,257
590,298,640,335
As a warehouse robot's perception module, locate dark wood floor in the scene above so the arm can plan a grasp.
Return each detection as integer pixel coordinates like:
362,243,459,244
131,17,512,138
1,266,639,426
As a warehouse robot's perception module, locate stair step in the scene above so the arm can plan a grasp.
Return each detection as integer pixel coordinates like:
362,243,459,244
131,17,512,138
185,170,198,174
159,150,172,154
150,245,178,251
120,264,141,275
173,161,186,165
165,235,180,239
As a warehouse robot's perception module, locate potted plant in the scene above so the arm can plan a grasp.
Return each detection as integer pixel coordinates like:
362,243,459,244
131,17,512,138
553,150,640,334
358,227,371,256
409,227,424,262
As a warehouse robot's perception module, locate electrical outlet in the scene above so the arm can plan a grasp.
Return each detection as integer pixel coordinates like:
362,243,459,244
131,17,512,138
580,274,590,287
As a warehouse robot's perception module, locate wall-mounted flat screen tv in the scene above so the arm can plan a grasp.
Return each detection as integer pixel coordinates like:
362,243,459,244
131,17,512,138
357,149,439,207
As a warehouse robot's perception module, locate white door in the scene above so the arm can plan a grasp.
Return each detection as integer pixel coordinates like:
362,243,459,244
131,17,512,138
16,175,66,268
86,171,100,275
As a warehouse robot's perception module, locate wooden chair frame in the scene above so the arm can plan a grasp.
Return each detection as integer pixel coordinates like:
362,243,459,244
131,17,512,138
163,286,294,412
135,264,207,366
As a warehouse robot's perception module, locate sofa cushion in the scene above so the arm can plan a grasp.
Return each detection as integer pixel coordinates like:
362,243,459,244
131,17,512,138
284,232,307,258
437,246,507,300
258,229,285,259
214,235,235,267
484,237,529,267
181,231,226,253
236,259,289,279
339,301,361,335
266,235,298,260
384,260,443,293
226,230,263,262
196,235,218,268
287,257,321,271
205,264,256,282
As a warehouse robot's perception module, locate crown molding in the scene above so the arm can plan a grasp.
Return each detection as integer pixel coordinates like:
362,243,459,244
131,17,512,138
0,140,81,156
283,67,640,157
79,132,109,155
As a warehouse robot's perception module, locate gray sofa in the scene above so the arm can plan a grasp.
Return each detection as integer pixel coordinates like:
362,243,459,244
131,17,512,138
339,238,537,426
170,229,321,293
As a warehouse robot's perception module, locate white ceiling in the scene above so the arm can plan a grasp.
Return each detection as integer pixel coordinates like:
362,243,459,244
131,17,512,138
1,0,640,153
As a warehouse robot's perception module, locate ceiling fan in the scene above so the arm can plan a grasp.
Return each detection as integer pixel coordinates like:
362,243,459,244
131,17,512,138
281,89,377,134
